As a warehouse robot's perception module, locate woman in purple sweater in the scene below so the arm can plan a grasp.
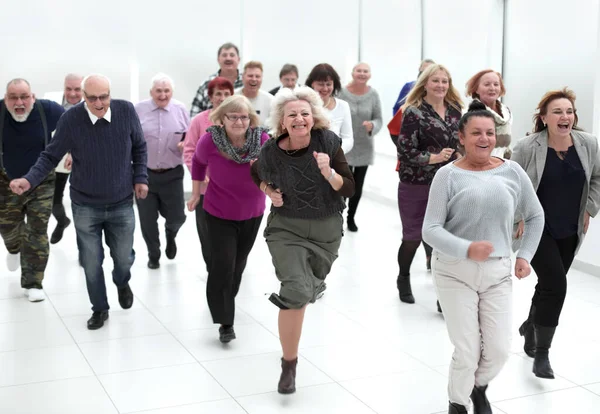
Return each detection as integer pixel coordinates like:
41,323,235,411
187,95,269,343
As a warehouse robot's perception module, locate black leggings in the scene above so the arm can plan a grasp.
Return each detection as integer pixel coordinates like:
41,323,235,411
53,172,69,207
530,230,578,327
397,240,432,277
347,166,368,220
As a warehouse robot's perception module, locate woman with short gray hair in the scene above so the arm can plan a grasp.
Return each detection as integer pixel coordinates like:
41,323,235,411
251,86,355,395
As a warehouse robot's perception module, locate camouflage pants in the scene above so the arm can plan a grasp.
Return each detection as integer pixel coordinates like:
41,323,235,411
0,171,55,288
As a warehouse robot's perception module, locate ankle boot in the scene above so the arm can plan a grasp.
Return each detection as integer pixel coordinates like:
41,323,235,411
518,305,536,357
533,325,556,379
470,385,492,414
396,275,415,304
448,402,468,414
347,216,358,232
278,357,298,394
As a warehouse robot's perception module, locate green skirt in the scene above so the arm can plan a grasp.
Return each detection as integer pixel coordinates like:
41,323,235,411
264,211,343,309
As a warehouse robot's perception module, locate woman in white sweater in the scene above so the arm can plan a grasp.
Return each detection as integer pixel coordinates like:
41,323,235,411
422,101,544,414
465,70,512,159
305,63,353,154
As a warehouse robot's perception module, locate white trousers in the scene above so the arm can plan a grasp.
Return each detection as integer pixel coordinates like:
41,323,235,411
432,252,513,407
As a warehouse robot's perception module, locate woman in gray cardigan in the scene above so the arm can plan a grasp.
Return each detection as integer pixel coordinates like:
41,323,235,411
512,88,600,380
338,63,382,231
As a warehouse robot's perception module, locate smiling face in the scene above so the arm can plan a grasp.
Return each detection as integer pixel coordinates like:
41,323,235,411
64,77,83,105
352,63,371,84
424,70,449,100
218,47,240,72
5,81,35,122
83,77,111,119
311,78,334,102
150,80,173,109
222,110,250,139
476,72,501,107
282,100,314,139
242,68,263,95
459,116,497,162
209,88,232,109
542,98,575,139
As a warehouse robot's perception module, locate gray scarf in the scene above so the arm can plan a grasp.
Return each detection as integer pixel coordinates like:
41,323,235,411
207,125,265,164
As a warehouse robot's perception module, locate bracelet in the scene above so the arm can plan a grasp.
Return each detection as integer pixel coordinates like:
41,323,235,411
327,168,336,181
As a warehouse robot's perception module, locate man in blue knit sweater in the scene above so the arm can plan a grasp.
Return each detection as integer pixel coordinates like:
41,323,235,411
10,74,149,330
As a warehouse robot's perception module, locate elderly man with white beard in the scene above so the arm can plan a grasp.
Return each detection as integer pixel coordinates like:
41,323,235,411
0,78,64,302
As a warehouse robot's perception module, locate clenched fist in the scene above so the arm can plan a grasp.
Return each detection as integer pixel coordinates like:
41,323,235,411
135,183,148,199
313,151,332,179
9,178,31,195
467,241,494,262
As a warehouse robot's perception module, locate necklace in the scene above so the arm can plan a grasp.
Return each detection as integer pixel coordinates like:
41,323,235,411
284,148,301,155
323,97,331,108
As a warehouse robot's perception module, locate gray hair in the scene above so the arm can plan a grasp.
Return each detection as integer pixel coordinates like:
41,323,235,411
64,73,83,83
6,78,31,91
150,73,174,90
82,74,111,92
267,86,330,137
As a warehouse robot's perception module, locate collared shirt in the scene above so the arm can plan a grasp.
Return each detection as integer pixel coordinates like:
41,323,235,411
190,69,243,118
135,98,190,169
85,102,112,124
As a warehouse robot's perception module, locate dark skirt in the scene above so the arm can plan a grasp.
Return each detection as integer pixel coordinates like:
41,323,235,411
397,181,430,241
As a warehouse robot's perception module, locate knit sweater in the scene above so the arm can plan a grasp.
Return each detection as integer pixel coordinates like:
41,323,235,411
257,129,346,219
24,100,148,205
338,87,383,166
422,160,544,262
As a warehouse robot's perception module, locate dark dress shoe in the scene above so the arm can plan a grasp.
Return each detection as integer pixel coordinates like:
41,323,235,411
148,259,160,269
219,325,236,343
165,237,177,260
118,283,134,309
87,311,109,330
278,357,298,394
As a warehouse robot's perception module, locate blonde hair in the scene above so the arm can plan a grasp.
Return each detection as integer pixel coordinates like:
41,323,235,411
209,95,260,127
267,86,330,137
243,61,263,73
401,64,463,112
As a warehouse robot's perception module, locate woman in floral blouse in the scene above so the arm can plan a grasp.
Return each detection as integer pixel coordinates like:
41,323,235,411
396,64,463,308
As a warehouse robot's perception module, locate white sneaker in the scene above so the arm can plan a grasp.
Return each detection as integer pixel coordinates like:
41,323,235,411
26,289,46,302
6,253,20,272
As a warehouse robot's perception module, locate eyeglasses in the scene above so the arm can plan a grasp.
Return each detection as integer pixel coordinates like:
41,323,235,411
85,93,110,103
6,95,32,102
224,114,250,123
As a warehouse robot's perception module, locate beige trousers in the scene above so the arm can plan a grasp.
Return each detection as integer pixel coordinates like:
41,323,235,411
432,252,513,407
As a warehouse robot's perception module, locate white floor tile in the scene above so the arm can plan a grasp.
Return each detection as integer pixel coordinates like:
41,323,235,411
0,297,60,324
0,344,93,386
0,376,118,414
79,333,195,374
174,323,281,362
149,302,255,332
236,383,375,414
98,363,228,413
494,387,600,413
0,317,74,352
128,399,246,414
584,382,600,396
49,289,144,318
202,352,333,397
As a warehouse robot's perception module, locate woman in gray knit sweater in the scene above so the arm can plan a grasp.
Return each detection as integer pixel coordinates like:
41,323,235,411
338,63,383,231
422,101,544,414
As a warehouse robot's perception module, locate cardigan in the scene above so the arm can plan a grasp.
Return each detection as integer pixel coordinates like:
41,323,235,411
512,129,600,253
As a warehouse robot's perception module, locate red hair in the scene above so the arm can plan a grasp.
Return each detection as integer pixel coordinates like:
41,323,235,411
465,69,506,99
207,77,234,97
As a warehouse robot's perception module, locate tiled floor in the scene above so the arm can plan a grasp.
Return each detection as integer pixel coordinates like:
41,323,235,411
2,165,600,413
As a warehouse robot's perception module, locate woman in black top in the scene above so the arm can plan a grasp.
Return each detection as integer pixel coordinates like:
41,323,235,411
512,88,600,379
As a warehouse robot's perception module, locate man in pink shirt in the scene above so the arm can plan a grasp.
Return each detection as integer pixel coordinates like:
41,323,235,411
135,74,190,269
183,77,234,271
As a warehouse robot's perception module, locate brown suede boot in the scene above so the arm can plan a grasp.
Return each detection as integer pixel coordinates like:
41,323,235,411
278,357,298,394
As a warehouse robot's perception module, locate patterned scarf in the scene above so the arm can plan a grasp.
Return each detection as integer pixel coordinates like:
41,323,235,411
207,125,265,164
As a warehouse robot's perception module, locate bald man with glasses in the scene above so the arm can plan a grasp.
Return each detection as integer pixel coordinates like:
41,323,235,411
10,74,149,330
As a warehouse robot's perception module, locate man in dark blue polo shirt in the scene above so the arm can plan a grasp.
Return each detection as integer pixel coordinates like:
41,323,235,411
10,74,149,330
0,78,64,303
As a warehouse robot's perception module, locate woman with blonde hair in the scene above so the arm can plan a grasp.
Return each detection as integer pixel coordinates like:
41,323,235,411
465,69,512,159
251,86,355,394
395,64,463,307
512,88,600,379
187,95,269,343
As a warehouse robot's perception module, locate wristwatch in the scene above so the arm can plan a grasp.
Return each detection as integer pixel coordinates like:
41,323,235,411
327,168,336,181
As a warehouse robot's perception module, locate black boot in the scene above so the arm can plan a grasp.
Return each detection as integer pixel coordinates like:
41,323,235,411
50,205,71,244
470,385,492,414
397,275,415,303
278,357,298,394
518,305,536,358
533,325,556,379
347,216,358,232
448,402,468,414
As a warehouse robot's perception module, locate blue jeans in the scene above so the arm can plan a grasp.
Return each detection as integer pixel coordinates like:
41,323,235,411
72,198,136,312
